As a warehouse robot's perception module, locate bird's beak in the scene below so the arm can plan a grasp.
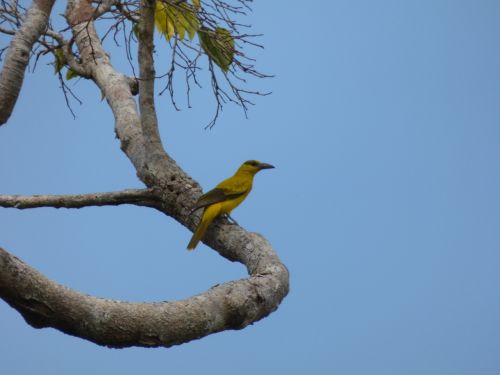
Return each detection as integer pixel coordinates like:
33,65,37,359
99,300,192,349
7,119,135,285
258,162,275,170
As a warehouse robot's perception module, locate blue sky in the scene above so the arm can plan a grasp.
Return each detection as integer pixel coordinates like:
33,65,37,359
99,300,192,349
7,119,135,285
1,0,500,374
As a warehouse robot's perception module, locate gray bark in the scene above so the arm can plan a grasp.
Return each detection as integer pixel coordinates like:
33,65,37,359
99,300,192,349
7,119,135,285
0,189,158,209
0,0,56,125
0,243,288,348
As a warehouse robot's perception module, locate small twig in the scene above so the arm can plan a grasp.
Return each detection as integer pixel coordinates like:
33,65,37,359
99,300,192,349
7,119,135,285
159,37,180,110
0,26,15,35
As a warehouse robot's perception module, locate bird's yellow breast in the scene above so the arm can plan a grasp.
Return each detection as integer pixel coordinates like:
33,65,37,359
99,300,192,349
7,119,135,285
219,190,250,214
215,170,254,214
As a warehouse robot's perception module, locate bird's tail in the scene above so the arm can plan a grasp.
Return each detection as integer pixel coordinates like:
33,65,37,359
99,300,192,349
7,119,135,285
187,205,220,250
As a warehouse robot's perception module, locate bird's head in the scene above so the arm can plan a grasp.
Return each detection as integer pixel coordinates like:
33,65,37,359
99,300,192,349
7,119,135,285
238,160,275,175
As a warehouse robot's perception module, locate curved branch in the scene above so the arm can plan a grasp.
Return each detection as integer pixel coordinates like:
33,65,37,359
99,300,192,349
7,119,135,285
0,246,288,348
0,189,158,209
45,30,92,78
0,0,56,126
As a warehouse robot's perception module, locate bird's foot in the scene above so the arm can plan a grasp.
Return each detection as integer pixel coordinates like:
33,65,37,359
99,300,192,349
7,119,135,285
224,214,239,226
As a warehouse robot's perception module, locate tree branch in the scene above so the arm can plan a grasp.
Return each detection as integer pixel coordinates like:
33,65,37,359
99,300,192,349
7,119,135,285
0,189,159,209
0,245,288,348
94,0,116,17
65,0,148,174
138,0,162,147
0,0,56,125
45,29,92,78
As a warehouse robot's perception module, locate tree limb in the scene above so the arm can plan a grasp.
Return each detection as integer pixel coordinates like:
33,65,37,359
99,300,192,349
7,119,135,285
138,0,162,147
65,0,148,174
0,189,159,209
44,29,92,78
0,0,56,126
0,245,288,348
94,0,116,17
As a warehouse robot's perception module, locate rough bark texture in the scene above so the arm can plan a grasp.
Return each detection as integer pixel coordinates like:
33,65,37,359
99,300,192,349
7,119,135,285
0,0,289,349
0,245,288,348
0,0,56,125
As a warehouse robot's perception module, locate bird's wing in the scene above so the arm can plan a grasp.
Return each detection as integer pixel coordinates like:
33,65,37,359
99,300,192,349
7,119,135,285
190,187,246,213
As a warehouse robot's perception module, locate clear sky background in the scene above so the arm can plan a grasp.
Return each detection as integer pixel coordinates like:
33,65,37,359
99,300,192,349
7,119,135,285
1,1,500,374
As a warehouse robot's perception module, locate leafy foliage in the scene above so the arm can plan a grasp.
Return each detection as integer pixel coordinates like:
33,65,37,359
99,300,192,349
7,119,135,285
42,0,266,127
53,48,66,74
198,27,234,72
54,1,236,78
66,69,79,80
155,1,199,41
53,48,79,80
154,0,234,72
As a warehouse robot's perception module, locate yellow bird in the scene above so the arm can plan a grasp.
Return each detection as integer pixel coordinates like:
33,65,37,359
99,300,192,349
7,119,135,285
187,160,275,250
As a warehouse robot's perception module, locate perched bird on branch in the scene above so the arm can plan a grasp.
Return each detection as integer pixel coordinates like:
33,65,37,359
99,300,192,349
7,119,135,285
187,160,275,250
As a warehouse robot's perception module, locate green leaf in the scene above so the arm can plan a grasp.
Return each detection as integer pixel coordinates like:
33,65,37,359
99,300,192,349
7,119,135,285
132,23,140,38
53,48,66,74
198,27,234,72
155,1,199,41
168,5,186,40
65,68,79,80
177,3,199,40
155,2,174,40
